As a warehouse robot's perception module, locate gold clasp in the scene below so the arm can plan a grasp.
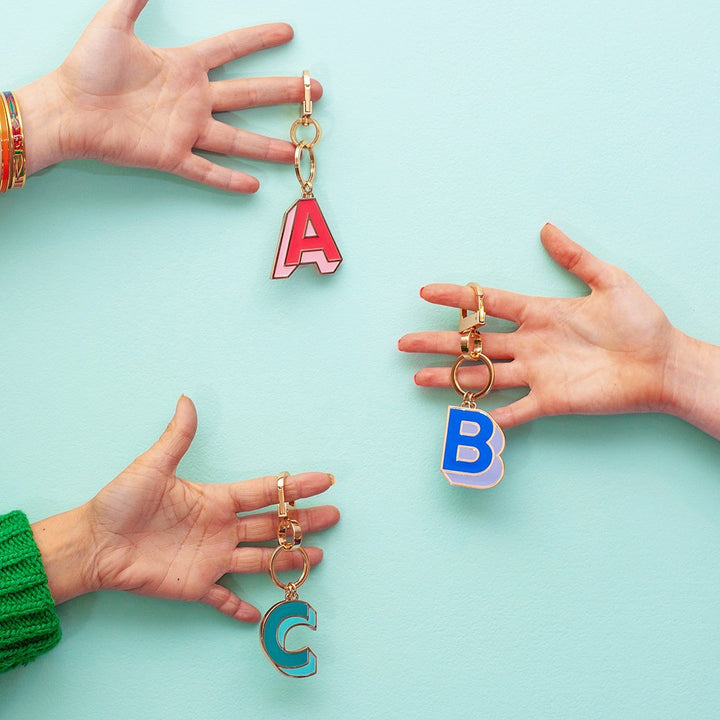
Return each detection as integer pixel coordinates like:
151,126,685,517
458,283,486,333
277,471,292,519
453,283,495,403
290,71,321,198
302,70,312,120
272,472,306,596
458,283,486,359
276,472,302,549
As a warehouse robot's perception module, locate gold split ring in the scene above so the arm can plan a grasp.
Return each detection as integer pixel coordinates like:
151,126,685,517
294,143,316,195
268,545,310,591
290,117,321,147
451,353,495,403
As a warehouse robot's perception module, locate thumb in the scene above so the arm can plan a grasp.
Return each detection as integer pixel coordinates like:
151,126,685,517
98,0,151,30
139,395,198,474
540,223,610,289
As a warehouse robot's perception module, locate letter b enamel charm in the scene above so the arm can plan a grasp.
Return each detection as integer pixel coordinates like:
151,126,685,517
440,284,506,488
441,405,505,488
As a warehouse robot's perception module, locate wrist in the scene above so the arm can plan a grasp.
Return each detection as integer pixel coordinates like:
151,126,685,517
656,327,690,416
658,327,720,428
31,503,100,605
13,71,75,177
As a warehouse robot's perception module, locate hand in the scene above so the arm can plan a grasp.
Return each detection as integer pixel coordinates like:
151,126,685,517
32,396,339,622
399,224,682,429
15,0,321,192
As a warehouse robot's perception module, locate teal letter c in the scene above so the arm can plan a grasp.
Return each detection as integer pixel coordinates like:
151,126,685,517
260,600,317,678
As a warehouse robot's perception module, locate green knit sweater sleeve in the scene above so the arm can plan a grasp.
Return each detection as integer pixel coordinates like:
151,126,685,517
0,511,61,673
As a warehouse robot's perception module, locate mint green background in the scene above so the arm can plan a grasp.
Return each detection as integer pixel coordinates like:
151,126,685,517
2,1,720,717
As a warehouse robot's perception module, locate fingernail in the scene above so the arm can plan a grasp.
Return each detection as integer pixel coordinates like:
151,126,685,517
328,474,336,485
419,286,426,297
413,373,420,385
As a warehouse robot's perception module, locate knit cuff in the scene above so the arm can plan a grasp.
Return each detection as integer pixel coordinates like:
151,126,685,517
0,511,61,673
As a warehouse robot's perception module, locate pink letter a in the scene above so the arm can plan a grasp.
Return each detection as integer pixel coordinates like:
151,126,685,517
272,198,342,279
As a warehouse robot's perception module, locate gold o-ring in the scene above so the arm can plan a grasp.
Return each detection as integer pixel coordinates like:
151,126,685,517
294,143,316,190
451,353,495,402
268,546,310,591
290,117,322,147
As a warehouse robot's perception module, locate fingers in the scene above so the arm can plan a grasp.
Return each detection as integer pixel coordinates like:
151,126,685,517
237,505,340,544
199,75,325,164
199,545,325,623
540,223,611,289
398,331,515,360
419,284,531,323
490,395,542,429
98,0,150,29
211,76,323,113
197,121,294,163
412,361,541,430
188,23,294,70
229,546,324,575
226,472,335,513
174,153,260,193
413,361,526,390
199,584,261,623
138,395,197,474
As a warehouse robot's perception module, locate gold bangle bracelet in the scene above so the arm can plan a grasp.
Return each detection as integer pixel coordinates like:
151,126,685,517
2,91,26,189
0,93,11,193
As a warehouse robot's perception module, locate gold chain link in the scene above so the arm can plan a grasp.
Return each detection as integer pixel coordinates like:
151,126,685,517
452,284,496,403
270,472,309,596
294,143,316,196
292,71,321,199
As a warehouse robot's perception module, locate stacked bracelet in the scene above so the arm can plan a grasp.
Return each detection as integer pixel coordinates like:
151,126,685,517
0,91,26,192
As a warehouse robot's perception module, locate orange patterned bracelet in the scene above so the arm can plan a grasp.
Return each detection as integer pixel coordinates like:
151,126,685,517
0,93,10,193
0,91,26,192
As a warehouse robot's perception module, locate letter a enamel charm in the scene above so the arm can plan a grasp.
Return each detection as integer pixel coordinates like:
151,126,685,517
272,197,341,278
272,71,341,279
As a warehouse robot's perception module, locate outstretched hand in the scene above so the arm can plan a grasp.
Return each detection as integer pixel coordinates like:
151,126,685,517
399,224,681,429
32,396,339,622
17,0,321,191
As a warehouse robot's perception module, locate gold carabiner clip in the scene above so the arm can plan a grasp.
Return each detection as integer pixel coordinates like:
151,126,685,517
301,69,313,120
276,472,302,549
458,282,486,333
458,283,486,360
453,283,494,404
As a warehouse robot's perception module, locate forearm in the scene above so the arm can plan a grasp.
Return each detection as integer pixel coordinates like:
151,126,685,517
661,329,720,440
30,504,98,605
